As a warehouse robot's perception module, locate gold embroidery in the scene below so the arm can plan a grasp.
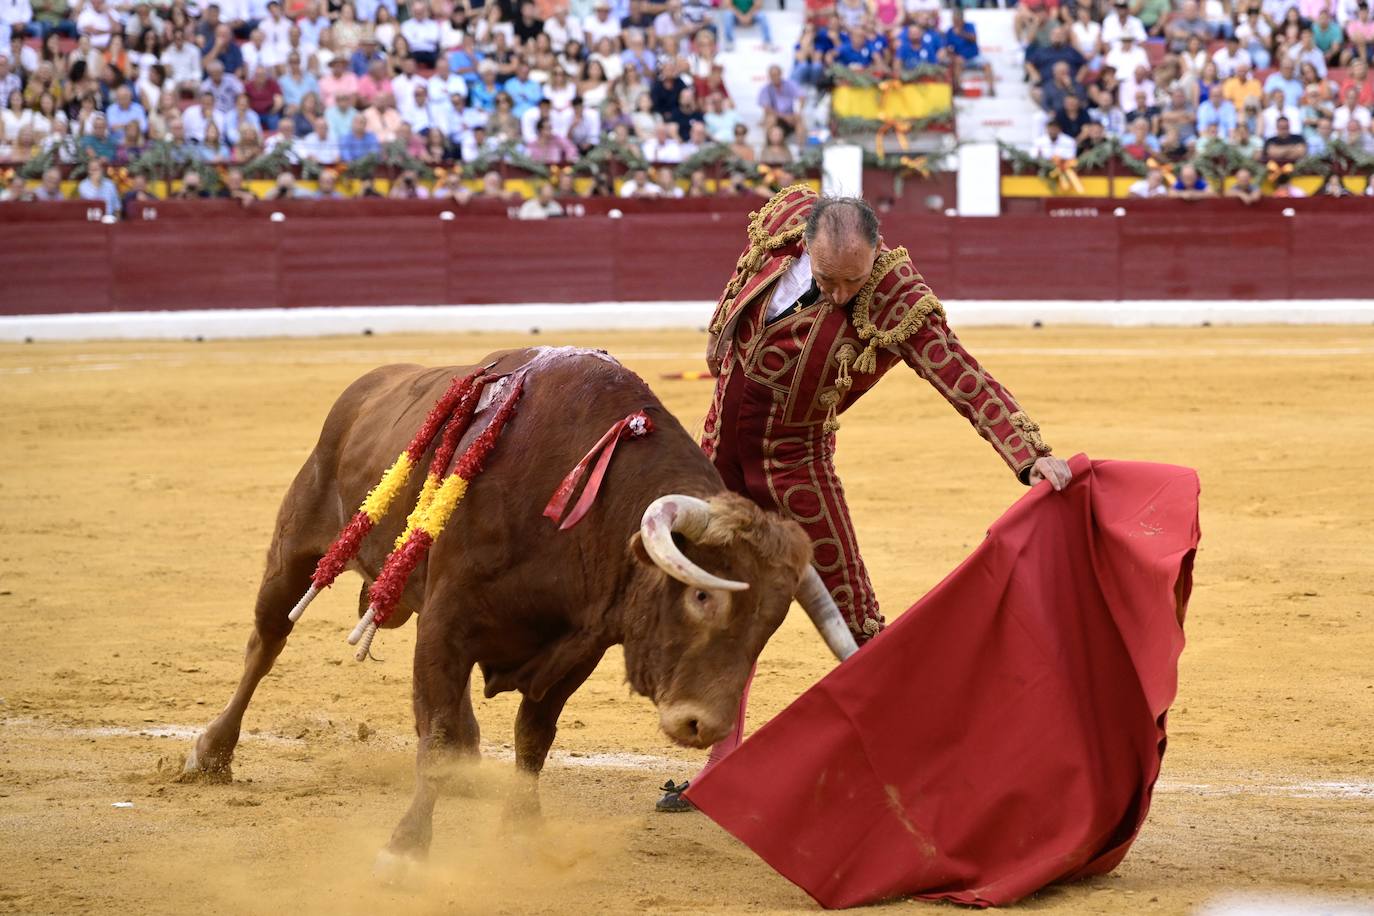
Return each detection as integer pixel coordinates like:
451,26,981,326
1009,411,1053,456
847,247,945,374
709,184,814,334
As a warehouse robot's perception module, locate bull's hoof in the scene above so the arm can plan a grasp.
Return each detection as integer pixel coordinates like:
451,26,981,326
373,847,425,888
175,734,233,784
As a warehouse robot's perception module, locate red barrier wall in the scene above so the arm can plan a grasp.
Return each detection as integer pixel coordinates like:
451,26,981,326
2,200,1371,316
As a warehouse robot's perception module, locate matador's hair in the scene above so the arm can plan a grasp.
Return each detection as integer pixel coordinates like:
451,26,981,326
804,196,880,248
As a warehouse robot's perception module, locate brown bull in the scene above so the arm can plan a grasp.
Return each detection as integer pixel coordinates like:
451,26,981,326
182,346,856,868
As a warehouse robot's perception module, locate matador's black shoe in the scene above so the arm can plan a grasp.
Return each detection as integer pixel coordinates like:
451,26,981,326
655,779,696,813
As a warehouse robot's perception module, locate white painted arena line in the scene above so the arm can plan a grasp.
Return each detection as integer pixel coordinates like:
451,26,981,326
4,716,1373,796
3,299,1374,343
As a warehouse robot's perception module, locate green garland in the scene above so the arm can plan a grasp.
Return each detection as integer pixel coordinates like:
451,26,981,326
343,140,437,180
1191,138,1262,185
827,63,949,88
573,136,648,175
19,145,58,179
865,147,951,172
240,144,298,179
127,140,223,192
673,142,749,179
1290,139,1374,177
998,140,1052,177
466,139,548,178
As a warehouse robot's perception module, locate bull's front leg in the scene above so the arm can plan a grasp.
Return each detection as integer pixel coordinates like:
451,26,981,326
378,610,479,878
506,654,603,824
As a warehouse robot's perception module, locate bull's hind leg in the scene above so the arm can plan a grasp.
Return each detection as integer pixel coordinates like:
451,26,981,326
379,608,479,870
182,493,325,781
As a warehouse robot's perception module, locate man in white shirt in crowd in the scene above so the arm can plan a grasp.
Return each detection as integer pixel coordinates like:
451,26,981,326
77,0,115,49
1104,33,1149,83
302,115,340,164
391,56,422,118
427,55,466,104
521,97,554,142
642,121,685,162
618,167,664,197
1211,34,1251,78
259,1,292,64
182,91,226,142
161,26,205,91
1030,119,1077,159
585,0,623,46
401,0,442,66
1101,0,1146,49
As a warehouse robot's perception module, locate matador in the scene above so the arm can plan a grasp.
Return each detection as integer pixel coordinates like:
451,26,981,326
657,186,1074,812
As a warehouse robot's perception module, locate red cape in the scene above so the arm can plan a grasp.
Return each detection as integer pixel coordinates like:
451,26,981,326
686,456,1199,908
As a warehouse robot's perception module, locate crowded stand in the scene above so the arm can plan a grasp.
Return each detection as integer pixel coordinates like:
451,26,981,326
0,0,1371,213
1016,0,1374,198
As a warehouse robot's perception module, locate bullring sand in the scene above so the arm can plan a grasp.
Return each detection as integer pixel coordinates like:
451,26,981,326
1,325,1371,915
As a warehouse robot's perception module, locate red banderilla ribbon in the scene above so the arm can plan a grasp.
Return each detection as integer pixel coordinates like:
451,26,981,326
544,409,654,530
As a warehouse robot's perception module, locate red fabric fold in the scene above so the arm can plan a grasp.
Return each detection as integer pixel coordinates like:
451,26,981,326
685,456,1200,909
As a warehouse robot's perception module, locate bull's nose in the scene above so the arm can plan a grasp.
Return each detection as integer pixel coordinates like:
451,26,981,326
659,703,731,749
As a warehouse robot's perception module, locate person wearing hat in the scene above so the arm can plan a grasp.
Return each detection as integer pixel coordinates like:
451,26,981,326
584,0,623,47
320,53,359,108
349,33,388,77
1101,0,1146,49
1104,30,1149,81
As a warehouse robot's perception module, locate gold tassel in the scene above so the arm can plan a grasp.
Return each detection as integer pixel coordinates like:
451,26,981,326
853,344,879,375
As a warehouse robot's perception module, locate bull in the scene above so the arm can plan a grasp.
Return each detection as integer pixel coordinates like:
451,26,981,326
182,346,856,868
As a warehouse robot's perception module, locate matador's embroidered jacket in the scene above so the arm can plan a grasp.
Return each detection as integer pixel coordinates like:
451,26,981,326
700,185,1053,641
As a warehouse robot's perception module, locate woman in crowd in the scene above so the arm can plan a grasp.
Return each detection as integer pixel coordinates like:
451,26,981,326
234,124,265,162
2,91,31,140
590,36,624,82
335,3,371,54
294,92,325,138
117,120,146,164
579,59,610,109
200,119,232,162
615,64,649,114
373,6,399,51
32,94,69,142
757,121,794,165
728,121,754,161
630,92,660,139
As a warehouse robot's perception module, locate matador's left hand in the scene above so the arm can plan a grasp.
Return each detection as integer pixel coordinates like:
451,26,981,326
1028,456,1073,491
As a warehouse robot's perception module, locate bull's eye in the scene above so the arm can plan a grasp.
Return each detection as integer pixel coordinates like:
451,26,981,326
693,589,710,604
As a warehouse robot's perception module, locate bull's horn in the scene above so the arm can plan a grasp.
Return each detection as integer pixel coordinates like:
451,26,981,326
639,495,749,593
795,566,859,661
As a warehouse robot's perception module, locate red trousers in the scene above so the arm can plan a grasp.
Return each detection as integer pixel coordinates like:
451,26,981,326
702,363,884,639
698,365,884,773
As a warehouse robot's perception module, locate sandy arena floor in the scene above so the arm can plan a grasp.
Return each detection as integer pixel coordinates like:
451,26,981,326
1,325,1372,915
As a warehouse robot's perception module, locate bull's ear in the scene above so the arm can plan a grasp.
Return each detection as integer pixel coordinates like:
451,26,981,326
629,531,654,568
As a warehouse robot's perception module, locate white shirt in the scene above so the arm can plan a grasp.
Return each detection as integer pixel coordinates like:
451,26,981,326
1211,46,1252,79
1101,13,1146,49
160,41,204,84
261,13,293,59
300,131,339,163
1070,20,1101,54
77,5,115,48
1104,44,1149,82
1029,131,1077,159
765,252,814,322
1333,104,1372,132
543,16,583,51
181,105,226,142
583,13,622,46
428,72,467,101
401,17,441,53
1261,103,1301,138
0,0,32,27
392,73,421,115
641,136,683,162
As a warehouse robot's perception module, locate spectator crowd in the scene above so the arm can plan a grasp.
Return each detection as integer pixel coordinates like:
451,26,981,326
1020,0,1374,197
0,0,847,210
